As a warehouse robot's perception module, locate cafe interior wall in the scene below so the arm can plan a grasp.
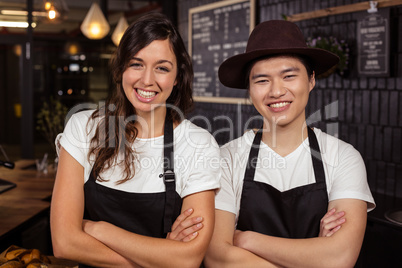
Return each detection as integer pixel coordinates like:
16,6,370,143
178,0,402,201
0,37,114,161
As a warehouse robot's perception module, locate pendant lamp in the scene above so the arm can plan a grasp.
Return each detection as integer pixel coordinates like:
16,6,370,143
80,2,110,39
111,16,128,46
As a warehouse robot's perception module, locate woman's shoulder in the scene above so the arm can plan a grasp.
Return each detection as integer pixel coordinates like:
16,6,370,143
67,109,97,125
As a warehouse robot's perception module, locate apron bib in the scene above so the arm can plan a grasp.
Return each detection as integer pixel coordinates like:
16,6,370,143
81,113,182,267
237,127,328,238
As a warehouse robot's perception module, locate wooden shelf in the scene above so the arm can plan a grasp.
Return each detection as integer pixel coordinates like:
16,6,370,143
286,0,402,22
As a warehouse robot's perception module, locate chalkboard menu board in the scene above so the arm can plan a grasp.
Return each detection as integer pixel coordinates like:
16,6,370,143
189,0,255,103
356,8,390,76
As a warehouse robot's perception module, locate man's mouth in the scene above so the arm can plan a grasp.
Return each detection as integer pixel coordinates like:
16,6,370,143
268,101,290,108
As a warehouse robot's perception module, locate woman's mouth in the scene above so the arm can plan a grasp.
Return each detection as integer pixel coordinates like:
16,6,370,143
137,88,156,99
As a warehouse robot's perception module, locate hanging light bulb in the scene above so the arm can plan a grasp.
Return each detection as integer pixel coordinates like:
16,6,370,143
48,5,56,19
80,2,110,39
44,1,52,11
111,16,128,46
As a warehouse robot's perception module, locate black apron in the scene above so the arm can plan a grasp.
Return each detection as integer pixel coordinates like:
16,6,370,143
237,127,328,238
81,113,182,267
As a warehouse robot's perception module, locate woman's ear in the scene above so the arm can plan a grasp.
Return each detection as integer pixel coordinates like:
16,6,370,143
309,71,316,92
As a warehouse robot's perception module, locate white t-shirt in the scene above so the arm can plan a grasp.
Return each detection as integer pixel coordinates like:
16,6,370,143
216,128,375,221
56,110,220,197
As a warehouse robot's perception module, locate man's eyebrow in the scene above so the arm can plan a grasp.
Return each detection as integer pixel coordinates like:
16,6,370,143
281,67,300,74
251,74,269,80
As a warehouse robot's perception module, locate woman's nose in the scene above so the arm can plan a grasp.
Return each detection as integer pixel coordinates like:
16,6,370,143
140,68,154,86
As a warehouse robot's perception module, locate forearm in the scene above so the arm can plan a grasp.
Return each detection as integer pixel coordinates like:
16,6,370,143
204,241,280,268
246,233,347,268
239,225,364,268
51,227,137,267
92,221,207,268
236,200,368,268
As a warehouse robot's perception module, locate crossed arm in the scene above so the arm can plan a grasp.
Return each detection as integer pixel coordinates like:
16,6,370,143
205,199,367,268
51,147,215,268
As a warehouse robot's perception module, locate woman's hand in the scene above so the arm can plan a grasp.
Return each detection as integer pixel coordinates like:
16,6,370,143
319,208,346,237
166,208,204,242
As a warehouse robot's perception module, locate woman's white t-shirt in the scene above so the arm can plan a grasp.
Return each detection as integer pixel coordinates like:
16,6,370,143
56,110,220,197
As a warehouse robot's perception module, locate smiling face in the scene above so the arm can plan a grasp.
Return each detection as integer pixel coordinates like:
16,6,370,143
249,55,315,129
122,39,178,119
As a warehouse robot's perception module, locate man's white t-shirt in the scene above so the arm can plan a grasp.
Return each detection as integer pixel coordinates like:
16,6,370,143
216,128,375,221
56,110,220,197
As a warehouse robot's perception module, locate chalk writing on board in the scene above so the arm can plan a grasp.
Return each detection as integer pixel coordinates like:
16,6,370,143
357,9,389,76
189,0,254,99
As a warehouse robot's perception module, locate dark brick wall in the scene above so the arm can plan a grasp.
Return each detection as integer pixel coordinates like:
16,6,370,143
178,0,402,199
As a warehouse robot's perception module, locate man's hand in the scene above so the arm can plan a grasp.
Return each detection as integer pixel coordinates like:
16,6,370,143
319,208,346,237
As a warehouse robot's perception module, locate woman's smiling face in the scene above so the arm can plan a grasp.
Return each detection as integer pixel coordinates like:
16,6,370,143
122,39,178,118
249,55,315,129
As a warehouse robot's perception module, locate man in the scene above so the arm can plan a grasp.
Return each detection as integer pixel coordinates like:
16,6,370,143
205,20,375,268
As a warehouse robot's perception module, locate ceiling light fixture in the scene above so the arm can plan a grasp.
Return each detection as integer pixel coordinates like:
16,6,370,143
111,16,128,46
80,2,110,40
0,10,48,17
44,1,52,11
0,21,37,28
48,6,56,19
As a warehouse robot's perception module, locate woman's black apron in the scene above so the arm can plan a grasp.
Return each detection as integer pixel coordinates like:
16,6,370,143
80,114,182,267
237,127,328,238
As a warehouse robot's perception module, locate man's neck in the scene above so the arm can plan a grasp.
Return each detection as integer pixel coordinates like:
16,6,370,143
261,120,308,157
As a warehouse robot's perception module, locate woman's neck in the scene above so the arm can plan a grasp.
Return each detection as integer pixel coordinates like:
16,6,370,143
261,119,308,157
135,107,166,139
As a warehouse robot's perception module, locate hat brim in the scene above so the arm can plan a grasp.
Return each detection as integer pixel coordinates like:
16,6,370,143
218,47,340,89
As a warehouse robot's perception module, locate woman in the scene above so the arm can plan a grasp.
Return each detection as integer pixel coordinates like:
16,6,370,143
205,20,375,268
51,13,220,268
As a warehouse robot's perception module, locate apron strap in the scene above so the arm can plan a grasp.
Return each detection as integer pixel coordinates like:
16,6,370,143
244,127,325,183
307,127,326,183
244,128,263,181
163,110,176,234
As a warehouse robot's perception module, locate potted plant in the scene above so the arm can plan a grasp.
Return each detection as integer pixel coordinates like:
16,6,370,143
306,36,350,78
36,97,68,170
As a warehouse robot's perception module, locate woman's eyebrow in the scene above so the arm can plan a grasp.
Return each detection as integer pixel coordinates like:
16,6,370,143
130,57,174,67
156,59,174,67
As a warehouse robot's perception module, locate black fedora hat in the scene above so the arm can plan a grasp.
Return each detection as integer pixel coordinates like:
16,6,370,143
218,20,339,89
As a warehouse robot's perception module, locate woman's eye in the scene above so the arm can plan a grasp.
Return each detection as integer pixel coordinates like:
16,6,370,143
130,62,142,68
157,66,170,72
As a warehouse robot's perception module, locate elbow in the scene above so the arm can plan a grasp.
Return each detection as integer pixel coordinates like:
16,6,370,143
177,243,209,268
51,231,76,260
203,254,220,268
324,249,360,268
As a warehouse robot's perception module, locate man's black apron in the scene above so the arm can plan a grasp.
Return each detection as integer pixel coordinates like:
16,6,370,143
237,127,328,238
81,113,182,267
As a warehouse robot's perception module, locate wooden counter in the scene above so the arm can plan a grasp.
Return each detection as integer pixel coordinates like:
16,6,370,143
0,160,55,245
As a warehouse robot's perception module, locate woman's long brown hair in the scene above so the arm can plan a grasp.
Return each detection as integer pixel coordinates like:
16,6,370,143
88,12,194,184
